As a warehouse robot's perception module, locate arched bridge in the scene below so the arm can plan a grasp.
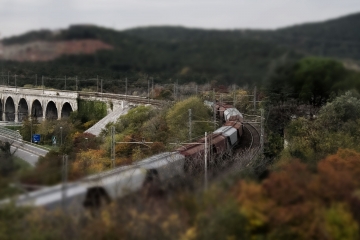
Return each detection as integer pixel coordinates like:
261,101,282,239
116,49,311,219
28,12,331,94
0,86,165,122
0,87,78,122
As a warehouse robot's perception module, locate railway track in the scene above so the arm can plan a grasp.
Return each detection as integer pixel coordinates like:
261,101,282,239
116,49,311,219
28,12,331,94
202,122,261,185
243,122,261,156
78,92,167,107
0,86,168,107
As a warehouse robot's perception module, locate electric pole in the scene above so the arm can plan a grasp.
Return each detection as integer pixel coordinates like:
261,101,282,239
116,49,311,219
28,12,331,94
173,81,176,101
111,126,115,168
188,109,192,142
64,76,67,90
233,91,237,106
96,75,98,92
62,155,68,210
151,77,154,98
147,77,150,103
204,132,208,191
125,77,127,100
253,86,257,111
260,108,264,156
213,89,216,131
35,74,37,87
42,75,44,93
76,76,78,91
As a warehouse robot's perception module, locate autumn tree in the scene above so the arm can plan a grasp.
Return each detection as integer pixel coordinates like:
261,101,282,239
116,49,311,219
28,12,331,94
166,96,212,143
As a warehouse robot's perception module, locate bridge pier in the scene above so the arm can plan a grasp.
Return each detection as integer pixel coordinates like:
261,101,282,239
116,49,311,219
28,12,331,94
14,107,18,123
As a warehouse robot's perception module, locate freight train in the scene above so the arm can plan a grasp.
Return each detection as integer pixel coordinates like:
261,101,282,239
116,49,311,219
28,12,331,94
5,103,244,210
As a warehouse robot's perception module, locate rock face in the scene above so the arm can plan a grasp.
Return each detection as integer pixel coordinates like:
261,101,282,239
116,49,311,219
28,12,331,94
0,39,113,62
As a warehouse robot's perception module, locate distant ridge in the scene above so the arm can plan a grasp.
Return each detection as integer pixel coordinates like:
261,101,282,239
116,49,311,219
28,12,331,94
1,12,360,87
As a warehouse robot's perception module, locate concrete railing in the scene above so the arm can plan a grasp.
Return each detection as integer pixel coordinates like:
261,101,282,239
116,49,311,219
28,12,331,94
0,126,23,140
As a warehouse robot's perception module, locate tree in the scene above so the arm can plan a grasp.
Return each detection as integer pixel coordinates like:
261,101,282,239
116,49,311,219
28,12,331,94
20,116,38,143
0,141,18,176
317,91,360,131
166,97,212,143
292,57,346,106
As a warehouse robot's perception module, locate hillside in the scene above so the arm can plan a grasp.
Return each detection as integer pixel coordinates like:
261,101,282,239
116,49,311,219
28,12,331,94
271,12,360,59
125,12,360,60
2,12,360,89
1,25,299,89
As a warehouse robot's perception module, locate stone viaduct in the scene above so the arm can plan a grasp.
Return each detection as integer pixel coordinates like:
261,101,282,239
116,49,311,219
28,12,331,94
0,87,78,122
0,86,137,123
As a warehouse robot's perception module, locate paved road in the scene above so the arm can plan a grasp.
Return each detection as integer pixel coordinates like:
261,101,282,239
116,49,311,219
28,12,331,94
10,145,40,166
0,135,49,166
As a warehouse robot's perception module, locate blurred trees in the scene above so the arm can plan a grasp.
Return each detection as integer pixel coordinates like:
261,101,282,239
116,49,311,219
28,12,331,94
166,97,212,142
284,91,360,164
234,149,360,239
0,141,17,177
266,57,352,107
292,57,346,106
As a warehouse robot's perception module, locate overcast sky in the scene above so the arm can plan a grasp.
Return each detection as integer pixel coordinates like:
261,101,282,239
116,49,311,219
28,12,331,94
1,0,360,38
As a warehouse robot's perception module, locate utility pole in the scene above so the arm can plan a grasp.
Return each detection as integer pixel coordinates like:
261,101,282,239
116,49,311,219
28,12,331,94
61,155,68,210
42,75,44,94
147,77,150,103
96,75,99,92
233,91,237,106
65,76,67,90
101,78,103,95
260,108,264,156
14,74,16,90
188,109,192,141
195,84,198,95
173,81,176,101
35,74,37,87
204,132,208,191
125,77,127,99
7,71,9,86
253,86,257,111
111,126,115,168
213,89,216,131
76,76,78,91
151,77,154,98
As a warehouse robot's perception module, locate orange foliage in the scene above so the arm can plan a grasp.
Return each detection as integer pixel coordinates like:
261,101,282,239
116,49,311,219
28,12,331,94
72,149,110,176
235,149,360,239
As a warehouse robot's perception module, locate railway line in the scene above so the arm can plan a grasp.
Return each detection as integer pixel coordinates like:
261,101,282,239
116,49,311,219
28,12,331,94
78,92,167,107
205,122,261,184
1,94,263,210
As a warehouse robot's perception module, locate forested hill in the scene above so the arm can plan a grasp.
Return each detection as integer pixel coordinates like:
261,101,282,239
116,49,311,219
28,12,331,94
125,12,360,60
124,26,268,42
1,25,299,87
2,12,360,88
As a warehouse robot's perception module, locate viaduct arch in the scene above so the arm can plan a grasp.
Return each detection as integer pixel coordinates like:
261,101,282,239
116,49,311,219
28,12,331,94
0,88,78,122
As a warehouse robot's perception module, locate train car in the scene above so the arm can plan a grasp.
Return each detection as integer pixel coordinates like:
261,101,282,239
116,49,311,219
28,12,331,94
0,181,88,211
224,108,243,122
218,104,233,121
214,126,239,149
224,121,243,140
138,152,185,182
177,133,227,173
85,168,146,206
